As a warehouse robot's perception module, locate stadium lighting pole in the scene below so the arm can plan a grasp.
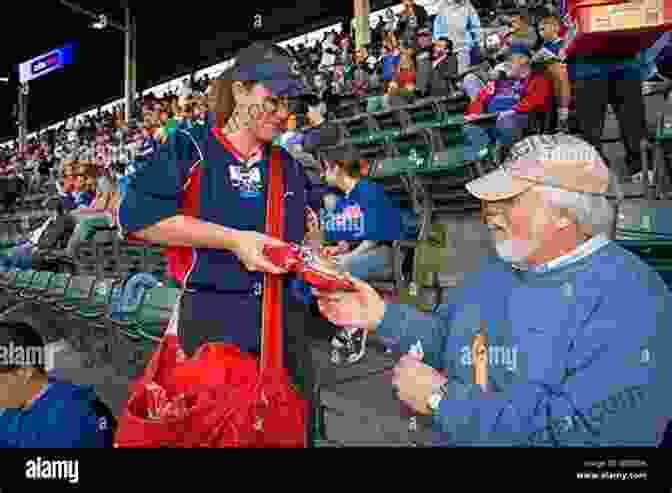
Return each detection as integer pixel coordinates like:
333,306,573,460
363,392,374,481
58,0,136,124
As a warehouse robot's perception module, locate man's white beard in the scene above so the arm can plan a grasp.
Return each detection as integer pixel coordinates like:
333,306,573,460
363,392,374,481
494,236,536,264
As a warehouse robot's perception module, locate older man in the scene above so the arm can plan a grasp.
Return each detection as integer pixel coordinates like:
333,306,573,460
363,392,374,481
315,134,672,446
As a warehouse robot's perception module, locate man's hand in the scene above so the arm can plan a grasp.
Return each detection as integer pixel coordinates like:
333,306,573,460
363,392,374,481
392,355,448,415
313,274,386,332
232,230,289,275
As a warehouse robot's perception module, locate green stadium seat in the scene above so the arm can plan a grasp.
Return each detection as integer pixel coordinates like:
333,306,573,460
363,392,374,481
369,109,405,140
39,273,72,304
369,157,416,179
398,224,454,313
19,271,54,300
136,287,181,341
78,278,118,320
56,275,96,313
10,270,37,295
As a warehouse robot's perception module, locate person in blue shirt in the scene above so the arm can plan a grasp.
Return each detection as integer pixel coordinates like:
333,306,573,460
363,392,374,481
0,321,114,448
119,43,329,444
315,145,403,365
319,146,403,280
314,134,672,446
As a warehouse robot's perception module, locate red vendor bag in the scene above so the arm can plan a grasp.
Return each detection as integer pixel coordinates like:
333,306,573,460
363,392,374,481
114,147,308,448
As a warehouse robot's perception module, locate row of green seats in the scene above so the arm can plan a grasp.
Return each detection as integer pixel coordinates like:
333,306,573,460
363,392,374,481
0,269,181,344
345,112,464,147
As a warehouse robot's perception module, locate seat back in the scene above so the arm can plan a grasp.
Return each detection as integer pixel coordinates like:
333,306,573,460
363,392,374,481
136,287,181,338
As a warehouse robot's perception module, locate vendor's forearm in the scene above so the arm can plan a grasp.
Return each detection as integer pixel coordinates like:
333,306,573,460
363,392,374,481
133,215,242,251
350,240,378,256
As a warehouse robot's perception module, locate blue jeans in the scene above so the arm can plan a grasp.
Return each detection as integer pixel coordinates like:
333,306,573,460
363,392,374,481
342,245,393,281
464,112,529,162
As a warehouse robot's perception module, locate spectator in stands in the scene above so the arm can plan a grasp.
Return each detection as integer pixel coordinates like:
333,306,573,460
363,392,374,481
382,32,402,83
397,0,430,50
415,27,435,97
0,321,115,448
119,42,329,417
60,162,96,212
427,37,459,97
351,46,375,98
397,49,418,97
315,133,672,447
316,147,403,364
534,13,571,130
433,0,481,74
495,11,539,62
318,149,403,281
464,44,554,162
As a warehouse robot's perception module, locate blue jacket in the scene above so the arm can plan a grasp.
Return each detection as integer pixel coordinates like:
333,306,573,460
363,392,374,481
0,379,114,448
376,241,672,446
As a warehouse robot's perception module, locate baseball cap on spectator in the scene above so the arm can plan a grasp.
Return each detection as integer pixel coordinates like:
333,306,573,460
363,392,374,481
465,134,611,201
218,41,306,98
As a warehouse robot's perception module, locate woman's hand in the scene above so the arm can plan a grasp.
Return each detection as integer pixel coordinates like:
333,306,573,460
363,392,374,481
232,230,289,275
305,207,324,243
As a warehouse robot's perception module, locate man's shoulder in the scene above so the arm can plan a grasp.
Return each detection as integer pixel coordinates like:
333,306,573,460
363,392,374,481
42,380,97,409
595,242,671,297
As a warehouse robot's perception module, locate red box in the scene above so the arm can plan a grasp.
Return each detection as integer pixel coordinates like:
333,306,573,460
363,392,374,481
566,0,672,57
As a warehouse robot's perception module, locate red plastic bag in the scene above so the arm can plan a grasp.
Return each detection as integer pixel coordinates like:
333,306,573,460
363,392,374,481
114,335,307,448
263,243,355,291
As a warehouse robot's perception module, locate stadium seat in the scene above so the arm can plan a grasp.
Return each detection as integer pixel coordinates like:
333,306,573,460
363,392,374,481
9,270,38,296
39,273,72,304
398,223,458,312
56,275,96,313
136,287,181,341
19,270,54,300
78,278,118,320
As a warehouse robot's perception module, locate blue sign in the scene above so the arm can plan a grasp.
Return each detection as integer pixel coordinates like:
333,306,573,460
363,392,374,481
19,44,75,84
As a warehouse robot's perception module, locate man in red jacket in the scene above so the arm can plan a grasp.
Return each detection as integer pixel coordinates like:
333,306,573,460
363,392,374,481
464,44,554,162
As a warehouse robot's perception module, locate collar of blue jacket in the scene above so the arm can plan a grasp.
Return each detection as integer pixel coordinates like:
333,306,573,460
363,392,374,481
515,233,611,274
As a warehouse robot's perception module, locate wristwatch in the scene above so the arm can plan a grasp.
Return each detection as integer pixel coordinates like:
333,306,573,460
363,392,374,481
427,381,449,414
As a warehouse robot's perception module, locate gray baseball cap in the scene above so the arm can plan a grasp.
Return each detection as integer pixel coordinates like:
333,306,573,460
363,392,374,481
466,134,611,201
